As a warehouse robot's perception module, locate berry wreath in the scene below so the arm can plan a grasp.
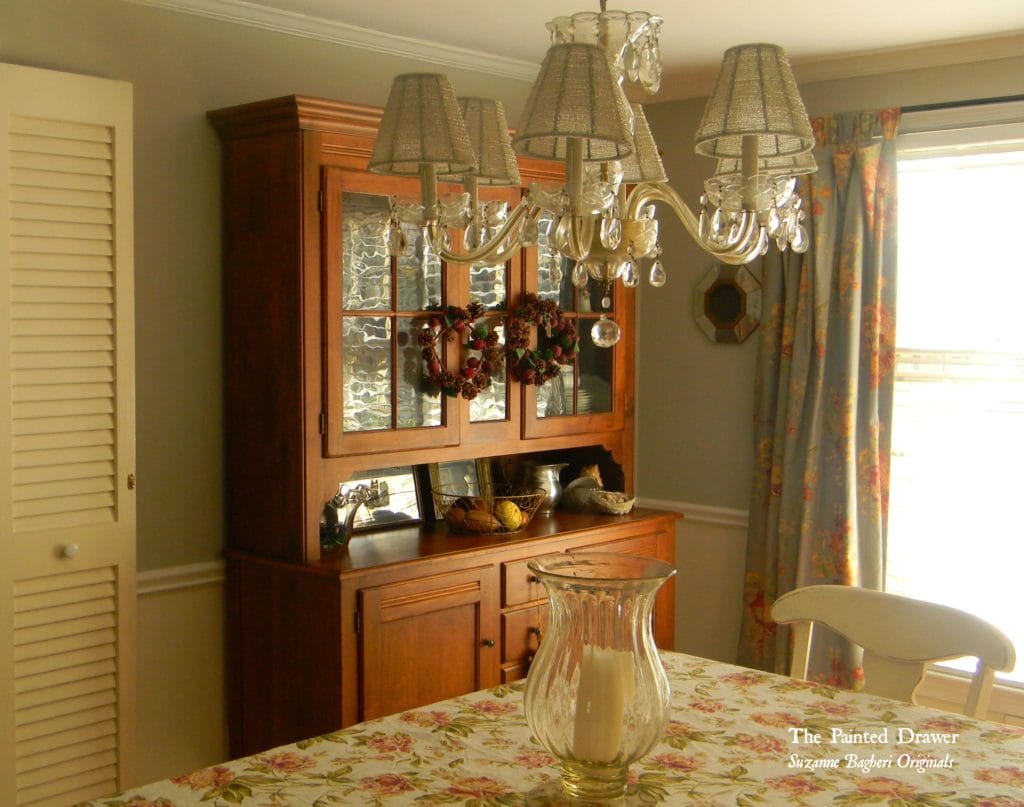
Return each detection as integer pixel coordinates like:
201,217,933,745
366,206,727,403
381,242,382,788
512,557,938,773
505,292,579,385
417,301,504,400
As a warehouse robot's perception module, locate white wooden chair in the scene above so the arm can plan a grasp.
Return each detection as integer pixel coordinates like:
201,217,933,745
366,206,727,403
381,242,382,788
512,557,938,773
770,585,1016,718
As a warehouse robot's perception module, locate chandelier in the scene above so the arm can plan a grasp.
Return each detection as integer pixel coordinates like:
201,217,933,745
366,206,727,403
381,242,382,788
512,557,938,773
367,5,815,346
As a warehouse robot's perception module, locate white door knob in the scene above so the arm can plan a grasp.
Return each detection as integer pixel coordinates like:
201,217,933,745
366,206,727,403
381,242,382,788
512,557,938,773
62,543,80,559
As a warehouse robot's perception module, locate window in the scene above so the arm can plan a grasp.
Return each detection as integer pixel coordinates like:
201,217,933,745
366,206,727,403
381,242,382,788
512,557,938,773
886,102,1024,684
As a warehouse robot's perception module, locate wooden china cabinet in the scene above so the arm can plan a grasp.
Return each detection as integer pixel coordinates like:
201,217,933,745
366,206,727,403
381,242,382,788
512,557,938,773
208,96,679,757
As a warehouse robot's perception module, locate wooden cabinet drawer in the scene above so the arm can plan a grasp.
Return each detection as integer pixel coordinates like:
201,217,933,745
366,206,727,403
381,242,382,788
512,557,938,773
502,661,529,684
588,532,660,558
502,557,548,607
501,605,548,663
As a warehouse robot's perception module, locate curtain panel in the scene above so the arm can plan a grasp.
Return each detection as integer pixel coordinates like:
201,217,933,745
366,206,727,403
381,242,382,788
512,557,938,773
737,109,901,686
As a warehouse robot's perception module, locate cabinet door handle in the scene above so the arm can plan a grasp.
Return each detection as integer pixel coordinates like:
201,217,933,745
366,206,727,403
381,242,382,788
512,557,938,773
62,543,80,559
482,638,496,648
529,625,543,646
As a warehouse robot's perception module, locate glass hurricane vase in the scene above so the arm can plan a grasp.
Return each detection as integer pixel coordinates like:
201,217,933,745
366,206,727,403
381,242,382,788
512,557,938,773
524,552,676,803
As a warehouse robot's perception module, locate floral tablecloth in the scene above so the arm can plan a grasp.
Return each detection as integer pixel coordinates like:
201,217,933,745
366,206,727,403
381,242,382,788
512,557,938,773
80,652,1024,806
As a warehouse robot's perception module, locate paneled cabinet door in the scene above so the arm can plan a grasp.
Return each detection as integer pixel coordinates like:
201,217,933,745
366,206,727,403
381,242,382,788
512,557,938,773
521,214,633,439
322,167,459,457
357,565,500,722
0,64,136,806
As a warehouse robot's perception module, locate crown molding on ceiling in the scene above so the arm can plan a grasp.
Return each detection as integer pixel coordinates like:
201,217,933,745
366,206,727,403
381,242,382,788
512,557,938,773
797,30,1024,84
664,31,1024,100
121,0,540,81
122,0,1024,100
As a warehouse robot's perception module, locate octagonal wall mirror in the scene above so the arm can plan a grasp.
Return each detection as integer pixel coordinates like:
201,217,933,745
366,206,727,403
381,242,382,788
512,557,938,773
693,264,762,343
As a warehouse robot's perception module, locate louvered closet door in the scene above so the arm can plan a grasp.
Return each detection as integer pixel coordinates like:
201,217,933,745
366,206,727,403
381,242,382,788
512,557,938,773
0,64,136,806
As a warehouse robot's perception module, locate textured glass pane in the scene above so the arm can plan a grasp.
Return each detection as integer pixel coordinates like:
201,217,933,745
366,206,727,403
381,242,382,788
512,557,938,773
396,316,442,428
397,226,442,311
536,364,575,419
342,193,391,311
469,320,507,423
536,213,572,309
578,331,613,414
536,355,575,419
469,261,507,310
342,316,392,431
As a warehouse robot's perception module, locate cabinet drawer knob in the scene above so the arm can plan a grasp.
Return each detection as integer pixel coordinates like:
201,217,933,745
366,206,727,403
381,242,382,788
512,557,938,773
62,543,80,559
528,575,541,584
482,638,496,648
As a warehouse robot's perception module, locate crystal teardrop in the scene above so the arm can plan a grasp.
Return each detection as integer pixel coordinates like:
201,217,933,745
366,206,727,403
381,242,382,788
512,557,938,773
711,207,724,236
430,226,451,254
571,262,590,288
792,224,809,253
520,216,539,248
600,214,622,250
648,259,667,288
621,261,639,288
586,258,606,281
387,223,407,257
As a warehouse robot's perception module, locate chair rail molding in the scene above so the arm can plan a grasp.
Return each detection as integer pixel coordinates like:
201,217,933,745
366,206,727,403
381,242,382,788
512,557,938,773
137,560,226,596
637,497,749,529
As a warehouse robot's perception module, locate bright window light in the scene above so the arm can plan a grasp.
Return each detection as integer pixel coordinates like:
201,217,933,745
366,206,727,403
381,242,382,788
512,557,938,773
887,145,1024,684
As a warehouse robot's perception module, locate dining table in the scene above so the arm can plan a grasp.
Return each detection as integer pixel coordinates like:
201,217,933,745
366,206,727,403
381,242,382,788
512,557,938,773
78,651,1024,805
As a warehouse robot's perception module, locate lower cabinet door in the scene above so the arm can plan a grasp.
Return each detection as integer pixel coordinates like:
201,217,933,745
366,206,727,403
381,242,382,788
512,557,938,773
357,565,500,721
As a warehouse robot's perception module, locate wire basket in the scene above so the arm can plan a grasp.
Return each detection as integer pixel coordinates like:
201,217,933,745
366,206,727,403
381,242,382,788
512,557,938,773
433,484,546,534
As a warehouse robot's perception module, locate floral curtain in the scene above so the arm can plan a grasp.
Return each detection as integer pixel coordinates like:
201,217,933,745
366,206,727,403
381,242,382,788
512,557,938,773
737,109,901,686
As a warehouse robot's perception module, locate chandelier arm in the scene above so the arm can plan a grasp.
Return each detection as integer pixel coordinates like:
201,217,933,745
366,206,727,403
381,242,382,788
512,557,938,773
430,197,536,265
624,182,767,266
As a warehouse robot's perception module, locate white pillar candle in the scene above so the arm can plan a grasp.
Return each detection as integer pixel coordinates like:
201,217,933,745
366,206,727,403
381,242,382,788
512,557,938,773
572,644,636,762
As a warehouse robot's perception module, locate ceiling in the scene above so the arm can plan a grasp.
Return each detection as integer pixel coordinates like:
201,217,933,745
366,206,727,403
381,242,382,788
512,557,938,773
135,0,1024,99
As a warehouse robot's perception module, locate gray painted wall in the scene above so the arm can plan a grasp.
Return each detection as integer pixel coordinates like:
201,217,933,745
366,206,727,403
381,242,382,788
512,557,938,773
3,0,1022,573
1,0,533,570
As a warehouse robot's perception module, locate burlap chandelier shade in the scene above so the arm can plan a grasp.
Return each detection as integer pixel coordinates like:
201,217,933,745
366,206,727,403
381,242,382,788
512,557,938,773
512,42,634,162
694,43,814,160
368,73,477,176
442,97,521,186
620,103,667,183
715,150,818,179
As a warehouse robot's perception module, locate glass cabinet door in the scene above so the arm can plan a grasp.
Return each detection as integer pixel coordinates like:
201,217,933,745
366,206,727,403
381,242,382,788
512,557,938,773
323,168,458,456
522,213,630,438
461,187,522,445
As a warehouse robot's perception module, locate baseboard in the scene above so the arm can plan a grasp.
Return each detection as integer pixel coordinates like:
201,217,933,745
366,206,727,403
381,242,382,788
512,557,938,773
136,560,225,596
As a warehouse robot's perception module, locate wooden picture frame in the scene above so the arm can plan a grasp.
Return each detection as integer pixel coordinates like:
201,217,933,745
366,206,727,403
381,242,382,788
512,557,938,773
693,264,762,344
